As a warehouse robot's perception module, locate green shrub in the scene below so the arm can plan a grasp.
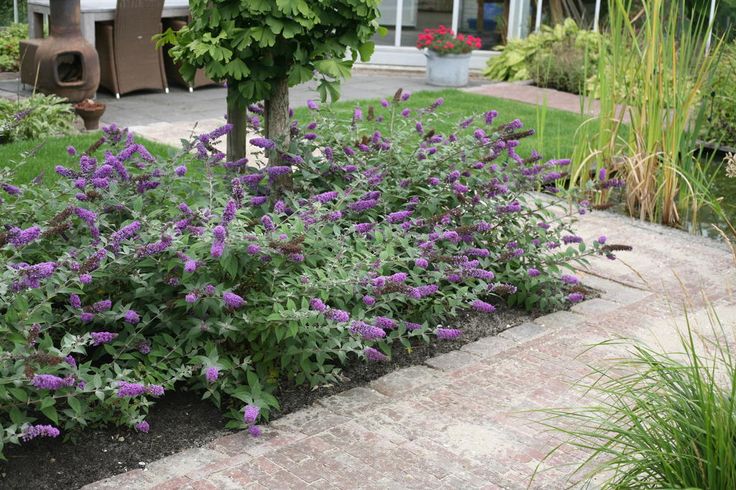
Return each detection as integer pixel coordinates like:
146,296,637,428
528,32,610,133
0,1,27,28
529,38,589,95
0,23,27,71
702,42,736,148
539,307,736,488
483,19,603,86
0,94,76,143
0,94,621,455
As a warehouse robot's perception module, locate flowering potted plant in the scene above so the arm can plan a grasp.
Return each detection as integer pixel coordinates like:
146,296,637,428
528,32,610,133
417,26,481,87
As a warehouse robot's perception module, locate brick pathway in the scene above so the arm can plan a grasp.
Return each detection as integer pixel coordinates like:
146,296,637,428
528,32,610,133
84,210,735,490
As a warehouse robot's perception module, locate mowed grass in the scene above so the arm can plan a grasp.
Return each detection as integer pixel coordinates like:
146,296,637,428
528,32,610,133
294,88,586,160
0,133,176,185
1,89,585,186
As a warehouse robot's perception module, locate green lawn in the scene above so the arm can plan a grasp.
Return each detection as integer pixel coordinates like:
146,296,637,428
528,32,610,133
1,89,585,186
0,133,176,185
293,88,586,161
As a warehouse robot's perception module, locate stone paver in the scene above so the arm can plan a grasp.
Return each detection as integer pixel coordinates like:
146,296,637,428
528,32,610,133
82,208,734,489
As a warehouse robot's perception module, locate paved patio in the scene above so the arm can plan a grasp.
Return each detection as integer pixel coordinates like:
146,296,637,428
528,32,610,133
83,209,735,489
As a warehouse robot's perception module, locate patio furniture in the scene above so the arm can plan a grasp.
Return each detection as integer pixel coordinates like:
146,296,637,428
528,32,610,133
27,0,190,48
95,0,168,98
162,18,218,92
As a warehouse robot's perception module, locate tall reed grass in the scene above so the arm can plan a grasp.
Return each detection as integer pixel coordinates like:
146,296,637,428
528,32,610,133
569,0,722,228
537,303,736,488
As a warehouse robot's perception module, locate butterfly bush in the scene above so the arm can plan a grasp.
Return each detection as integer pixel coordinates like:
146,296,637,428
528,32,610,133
0,89,627,456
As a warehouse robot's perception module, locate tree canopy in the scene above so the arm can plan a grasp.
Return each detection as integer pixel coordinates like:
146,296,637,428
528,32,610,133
159,0,382,106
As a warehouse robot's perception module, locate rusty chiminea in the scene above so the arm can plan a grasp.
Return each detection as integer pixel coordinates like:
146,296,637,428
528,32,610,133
20,0,100,102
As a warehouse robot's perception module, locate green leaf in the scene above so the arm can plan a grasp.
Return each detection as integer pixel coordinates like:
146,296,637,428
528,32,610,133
67,396,82,414
356,41,375,61
8,388,27,403
41,405,59,425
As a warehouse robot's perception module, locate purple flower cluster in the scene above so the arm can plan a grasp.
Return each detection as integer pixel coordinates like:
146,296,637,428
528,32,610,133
350,321,386,340
11,261,57,291
205,367,219,383
91,331,118,345
471,300,496,313
32,374,76,390
436,328,462,340
364,347,388,362
223,291,246,309
8,226,41,248
250,137,275,149
22,424,61,442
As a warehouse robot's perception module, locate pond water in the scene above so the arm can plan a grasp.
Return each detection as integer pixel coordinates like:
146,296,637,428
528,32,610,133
688,155,736,240
599,154,735,241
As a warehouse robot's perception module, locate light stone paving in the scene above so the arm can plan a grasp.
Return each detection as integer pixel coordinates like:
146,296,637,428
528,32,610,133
82,209,736,490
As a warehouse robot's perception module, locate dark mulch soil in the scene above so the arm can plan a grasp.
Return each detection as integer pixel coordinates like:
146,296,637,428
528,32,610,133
1,299,593,489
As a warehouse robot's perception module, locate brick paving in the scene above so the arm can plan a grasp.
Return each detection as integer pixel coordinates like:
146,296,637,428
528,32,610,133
83,210,735,489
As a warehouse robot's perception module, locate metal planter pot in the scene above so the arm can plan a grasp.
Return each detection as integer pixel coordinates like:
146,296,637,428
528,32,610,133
425,50,471,87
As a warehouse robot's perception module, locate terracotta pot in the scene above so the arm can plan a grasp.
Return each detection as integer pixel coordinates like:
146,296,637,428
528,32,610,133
74,102,106,130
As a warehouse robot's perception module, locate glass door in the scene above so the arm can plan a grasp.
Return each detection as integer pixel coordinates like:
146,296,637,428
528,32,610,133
374,0,508,50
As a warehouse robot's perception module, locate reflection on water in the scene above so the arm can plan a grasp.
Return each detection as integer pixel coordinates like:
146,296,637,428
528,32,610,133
595,154,735,240
692,158,736,239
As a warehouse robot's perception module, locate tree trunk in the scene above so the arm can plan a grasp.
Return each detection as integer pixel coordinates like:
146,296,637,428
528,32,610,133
226,84,247,162
549,0,564,25
264,75,290,166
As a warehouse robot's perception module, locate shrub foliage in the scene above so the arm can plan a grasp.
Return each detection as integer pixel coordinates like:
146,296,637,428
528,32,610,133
0,94,75,144
702,41,736,148
0,92,617,455
0,23,27,71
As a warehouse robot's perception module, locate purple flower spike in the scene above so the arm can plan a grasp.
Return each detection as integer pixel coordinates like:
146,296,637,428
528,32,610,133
134,421,150,433
310,298,328,312
349,321,386,340
471,300,496,313
561,274,579,285
205,367,219,383
70,294,82,309
567,292,585,303
307,99,319,110
436,328,463,340
223,291,246,309
22,424,60,442
326,309,350,323
375,316,396,330
90,331,118,346
124,310,140,324
32,374,75,390
250,137,275,149
364,347,388,362
248,425,262,437
243,404,260,424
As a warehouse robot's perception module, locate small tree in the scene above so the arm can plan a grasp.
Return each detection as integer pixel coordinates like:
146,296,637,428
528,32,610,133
158,0,381,162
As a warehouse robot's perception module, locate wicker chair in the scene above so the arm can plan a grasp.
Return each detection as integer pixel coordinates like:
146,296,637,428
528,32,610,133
162,18,218,92
95,0,168,98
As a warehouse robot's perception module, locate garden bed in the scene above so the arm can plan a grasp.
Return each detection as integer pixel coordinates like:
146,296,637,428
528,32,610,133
1,305,539,490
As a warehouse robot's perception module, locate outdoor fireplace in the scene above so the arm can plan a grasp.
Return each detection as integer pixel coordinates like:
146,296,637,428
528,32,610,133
20,0,99,102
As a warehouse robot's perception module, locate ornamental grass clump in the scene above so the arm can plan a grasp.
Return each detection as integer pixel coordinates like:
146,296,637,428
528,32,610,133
0,90,623,456
537,305,736,488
